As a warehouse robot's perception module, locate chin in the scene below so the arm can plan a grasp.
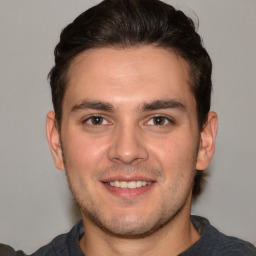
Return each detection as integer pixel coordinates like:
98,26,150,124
81,202,185,239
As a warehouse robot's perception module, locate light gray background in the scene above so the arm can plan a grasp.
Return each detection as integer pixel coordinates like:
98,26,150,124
0,0,255,253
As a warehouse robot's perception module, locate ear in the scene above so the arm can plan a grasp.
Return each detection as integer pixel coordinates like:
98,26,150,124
196,111,218,170
46,111,65,170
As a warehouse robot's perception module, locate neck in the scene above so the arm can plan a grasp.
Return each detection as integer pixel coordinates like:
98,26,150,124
79,203,200,256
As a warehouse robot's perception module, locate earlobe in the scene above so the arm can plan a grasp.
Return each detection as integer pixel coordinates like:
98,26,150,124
46,111,65,170
196,111,218,170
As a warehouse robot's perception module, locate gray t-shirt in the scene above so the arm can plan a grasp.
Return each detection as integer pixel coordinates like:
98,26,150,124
180,216,256,255
1,216,256,255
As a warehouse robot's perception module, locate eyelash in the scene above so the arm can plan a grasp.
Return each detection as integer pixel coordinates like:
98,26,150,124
82,115,174,127
82,115,111,126
145,116,174,126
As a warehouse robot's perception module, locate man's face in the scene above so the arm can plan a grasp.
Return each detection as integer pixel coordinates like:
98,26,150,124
51,46,204,237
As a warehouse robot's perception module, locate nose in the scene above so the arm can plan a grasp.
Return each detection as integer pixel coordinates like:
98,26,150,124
107,124,149,165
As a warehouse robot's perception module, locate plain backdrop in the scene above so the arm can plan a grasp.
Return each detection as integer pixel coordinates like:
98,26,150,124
0,0,255,253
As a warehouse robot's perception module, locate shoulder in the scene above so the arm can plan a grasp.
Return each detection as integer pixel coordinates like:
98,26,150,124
0,244,25,256
0,241,56,256
0,233,67,256
0,220,84,256
189,216,256,256
212,230,256,256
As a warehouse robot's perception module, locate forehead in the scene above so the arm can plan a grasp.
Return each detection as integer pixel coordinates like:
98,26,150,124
64,46,195,111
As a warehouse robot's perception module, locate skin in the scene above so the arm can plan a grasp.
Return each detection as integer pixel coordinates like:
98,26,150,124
47,46,217,256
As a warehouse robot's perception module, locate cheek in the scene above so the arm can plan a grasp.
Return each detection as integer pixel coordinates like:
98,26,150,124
148,134,196,162
148,132,198,173
63,131,108,172
63,134,108,194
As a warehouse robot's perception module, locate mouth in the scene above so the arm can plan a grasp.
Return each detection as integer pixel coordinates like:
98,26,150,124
105,180,153,189
101,178,155,198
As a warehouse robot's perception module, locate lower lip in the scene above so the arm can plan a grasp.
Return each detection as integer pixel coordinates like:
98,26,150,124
102,182,155,198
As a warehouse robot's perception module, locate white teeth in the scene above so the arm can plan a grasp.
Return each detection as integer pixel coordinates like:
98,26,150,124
136,181,142,187
120,181,128,188
114,181,120,187
127,181,136,189
108,181,152,189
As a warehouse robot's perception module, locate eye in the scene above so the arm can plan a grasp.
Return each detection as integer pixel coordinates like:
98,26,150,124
84,116,109,126
146,116,172,126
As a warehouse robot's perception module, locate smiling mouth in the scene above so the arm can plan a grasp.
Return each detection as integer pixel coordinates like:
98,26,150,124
105,181,153,189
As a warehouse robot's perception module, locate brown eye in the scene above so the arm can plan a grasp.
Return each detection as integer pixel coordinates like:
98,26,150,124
152,116,167,125
91,116,103,125
85,116,107,125
146,116,173,126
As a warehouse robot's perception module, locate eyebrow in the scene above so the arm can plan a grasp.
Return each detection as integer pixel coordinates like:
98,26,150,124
142,99,186,112
71,100,114,112
71,99,186,113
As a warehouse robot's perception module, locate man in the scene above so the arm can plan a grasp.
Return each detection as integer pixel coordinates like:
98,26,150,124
1,0,255,255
